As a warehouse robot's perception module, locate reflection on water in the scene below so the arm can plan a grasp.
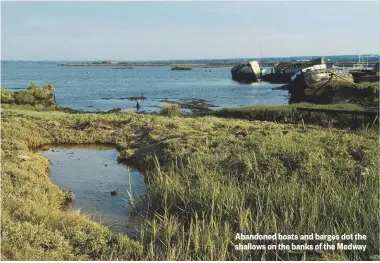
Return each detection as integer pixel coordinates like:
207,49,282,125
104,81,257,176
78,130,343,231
41,145,145,235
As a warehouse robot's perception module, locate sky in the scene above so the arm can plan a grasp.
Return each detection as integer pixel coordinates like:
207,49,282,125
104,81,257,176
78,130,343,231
1,1,379,60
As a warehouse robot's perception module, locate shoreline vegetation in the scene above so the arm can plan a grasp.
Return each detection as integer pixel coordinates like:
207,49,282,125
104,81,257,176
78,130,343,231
1,84,379,260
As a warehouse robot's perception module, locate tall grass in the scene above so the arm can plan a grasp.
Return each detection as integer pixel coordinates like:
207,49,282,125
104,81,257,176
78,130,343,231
210,103,379,128
1,102,378,260
138,130,379,260
160,103,182,117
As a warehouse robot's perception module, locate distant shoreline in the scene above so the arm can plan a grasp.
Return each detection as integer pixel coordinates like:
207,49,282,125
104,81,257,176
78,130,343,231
57,63,238,68
57,61,378,68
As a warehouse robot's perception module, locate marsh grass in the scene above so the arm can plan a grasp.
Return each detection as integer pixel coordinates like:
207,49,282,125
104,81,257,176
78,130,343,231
160,103,182,117
210,103,378,128
1,101,379,260
137,130,379,260
305,81,380,105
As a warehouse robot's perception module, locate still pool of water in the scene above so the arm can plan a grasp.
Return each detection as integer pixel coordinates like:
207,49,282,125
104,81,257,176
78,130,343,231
1,61,288,112
41,145,146,235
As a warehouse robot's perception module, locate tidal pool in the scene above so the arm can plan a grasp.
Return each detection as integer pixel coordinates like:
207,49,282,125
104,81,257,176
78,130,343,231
41,145,146,235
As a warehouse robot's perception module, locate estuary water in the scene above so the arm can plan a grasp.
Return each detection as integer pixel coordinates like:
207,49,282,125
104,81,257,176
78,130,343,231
1,61,288,112
42,145,146,235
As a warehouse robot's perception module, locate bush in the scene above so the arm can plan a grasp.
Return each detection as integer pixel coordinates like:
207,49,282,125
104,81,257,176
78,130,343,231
14,91,36,105
2,83,56,106
160,103,182,117
1,88,15,104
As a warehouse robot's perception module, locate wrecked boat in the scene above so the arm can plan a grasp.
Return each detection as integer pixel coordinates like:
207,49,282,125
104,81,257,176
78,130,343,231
352,62,379,83
231,61,261,82
260,58,325,83
288,63,354,102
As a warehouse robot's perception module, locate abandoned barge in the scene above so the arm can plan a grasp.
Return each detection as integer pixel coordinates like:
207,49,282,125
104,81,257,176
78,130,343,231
288,63,354,102
231,61,261,83
260,58,325,83
351,62,379,83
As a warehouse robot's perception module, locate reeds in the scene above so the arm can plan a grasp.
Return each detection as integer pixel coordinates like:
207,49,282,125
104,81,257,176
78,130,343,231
160,103,182,117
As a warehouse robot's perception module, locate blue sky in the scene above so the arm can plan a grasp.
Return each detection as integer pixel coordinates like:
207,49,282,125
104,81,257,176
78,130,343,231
1,1,379,60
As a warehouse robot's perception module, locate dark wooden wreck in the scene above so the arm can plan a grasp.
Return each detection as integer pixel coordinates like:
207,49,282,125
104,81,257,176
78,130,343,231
287,64,354,103
351,62,379,83
231,61,261,83
260,58,325,83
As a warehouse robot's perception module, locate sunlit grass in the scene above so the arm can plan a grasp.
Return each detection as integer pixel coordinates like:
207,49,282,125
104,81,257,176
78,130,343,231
1,100,378,260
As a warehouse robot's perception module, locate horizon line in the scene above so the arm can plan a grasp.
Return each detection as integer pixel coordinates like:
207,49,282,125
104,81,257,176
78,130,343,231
2,53,379,62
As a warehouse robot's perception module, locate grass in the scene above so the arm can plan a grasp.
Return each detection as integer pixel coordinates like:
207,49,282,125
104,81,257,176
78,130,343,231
209,102,379,128
160,103,182,117
330,81,379,92
301,81,379,105
1,99,379,260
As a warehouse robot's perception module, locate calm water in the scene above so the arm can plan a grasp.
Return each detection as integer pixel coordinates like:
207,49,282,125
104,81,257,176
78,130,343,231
1,61,288,112
41,145,146,235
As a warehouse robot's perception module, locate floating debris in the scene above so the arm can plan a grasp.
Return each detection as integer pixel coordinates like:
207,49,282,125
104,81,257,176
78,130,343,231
111,189,119,196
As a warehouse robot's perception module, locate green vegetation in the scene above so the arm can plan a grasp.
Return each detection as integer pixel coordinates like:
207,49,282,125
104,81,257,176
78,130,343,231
1,83,57,107
160,103,182,117
330,81,379,92
1,87,379,260
210,103,378,128
302,81,379,105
